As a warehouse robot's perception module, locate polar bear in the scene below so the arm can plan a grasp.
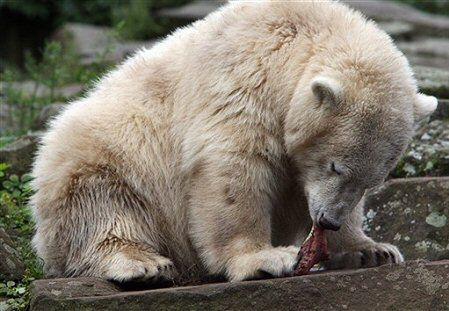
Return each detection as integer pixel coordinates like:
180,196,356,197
31,0,437,283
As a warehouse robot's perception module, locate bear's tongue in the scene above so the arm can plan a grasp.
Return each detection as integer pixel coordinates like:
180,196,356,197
293,225,329,276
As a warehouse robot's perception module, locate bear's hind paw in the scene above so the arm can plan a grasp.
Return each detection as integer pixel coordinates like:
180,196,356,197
104,252,177,284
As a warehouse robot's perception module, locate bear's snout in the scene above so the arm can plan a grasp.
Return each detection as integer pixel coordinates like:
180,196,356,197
318,213,341,231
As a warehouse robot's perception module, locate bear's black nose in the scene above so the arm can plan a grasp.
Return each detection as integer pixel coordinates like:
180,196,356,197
318,215,341,231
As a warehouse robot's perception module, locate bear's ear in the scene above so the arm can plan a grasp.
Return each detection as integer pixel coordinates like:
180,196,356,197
414,93,437,121
311,76,342,108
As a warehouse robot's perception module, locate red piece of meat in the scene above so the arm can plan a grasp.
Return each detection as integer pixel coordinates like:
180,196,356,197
293,225,329,276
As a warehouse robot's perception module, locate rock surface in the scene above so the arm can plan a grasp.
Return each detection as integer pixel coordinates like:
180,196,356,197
158,0,449,38
377,21,414,40
398,38,449,70
53,23,155,65
432,99,449,121
0,228,25,281
343,0,449,37
35,103,65,130
414,66,449,98
0,81,83,99
0,103,15,135
393,120,449,178
364,177,449,261
30,260,449,311
158,0,224,20
0,132,43,175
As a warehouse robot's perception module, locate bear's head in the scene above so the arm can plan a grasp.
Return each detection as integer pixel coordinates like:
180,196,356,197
285,71,437,231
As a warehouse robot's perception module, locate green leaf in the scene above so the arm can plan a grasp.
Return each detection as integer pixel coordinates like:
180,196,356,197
21,174,33,183
2,180,13,189
9,175,19,183
6,281,15,288
0,163,10,171
0,301,10,311
12,190,22,198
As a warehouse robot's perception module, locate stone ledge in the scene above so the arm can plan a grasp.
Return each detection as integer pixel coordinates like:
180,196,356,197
364,177,449,261
30,260,449,311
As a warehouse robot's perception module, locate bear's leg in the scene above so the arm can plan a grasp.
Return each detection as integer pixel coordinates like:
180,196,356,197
187,153,299,282
323,198,404,270
34,169,177,284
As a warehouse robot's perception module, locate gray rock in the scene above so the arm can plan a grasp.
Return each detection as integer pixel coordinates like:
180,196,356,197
0,132,43,175
0,81,83,99
393,120,449,178
342,0,449,37
0,103,15,134
158,0,449,38
399,38,449,70
30,260,449,310
377,21,414,40
158,0,224,20
53,23,155,65
0,228,25,281
364,177,449,261
414,66,449,98
407,55,449,71
36,103,66,130
432,99,449,121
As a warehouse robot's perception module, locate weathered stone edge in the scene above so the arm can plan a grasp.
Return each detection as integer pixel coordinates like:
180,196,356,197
31,260,449,311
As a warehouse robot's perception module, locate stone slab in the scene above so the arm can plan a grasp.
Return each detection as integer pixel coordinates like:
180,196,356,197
414,66,449,98
0,132,43,175
0,228,25,281
30,260,449,311
399,38,449,70
365,177,449,261
393,119,449,177
158,1,449,38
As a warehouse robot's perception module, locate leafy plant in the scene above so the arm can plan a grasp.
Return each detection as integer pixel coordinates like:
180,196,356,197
0,163,43,311
1,0,192,41
0,278,34,310
24,41,74,101
1,40,112,136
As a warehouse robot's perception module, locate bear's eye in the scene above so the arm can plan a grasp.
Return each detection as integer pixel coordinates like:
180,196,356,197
330,162,342,175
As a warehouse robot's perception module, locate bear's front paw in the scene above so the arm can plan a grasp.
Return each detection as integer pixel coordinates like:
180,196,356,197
323,242,404,270
226,246,299,282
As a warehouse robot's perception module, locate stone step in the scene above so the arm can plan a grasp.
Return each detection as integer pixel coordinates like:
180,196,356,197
364,177,449,261
342,0,449,37
414,66,449,98
157,0,224,20
52,23,156,66
0,228,25,281
30,260,449,311
392,118,449,178
158,0,449,38
433,99,449,121
0,132,43,176
398,38,449,71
